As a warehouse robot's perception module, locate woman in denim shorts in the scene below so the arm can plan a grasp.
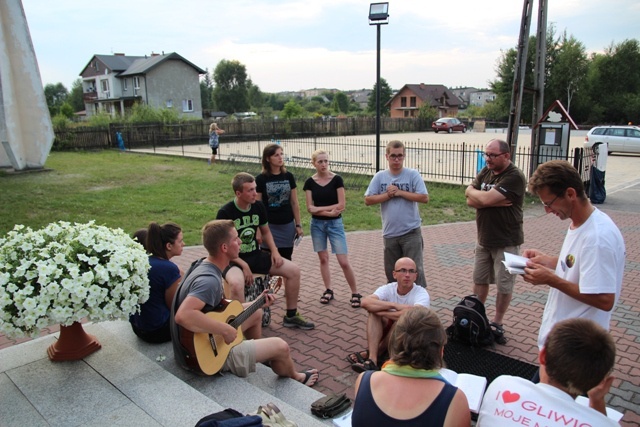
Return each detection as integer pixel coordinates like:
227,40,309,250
303,150,361,308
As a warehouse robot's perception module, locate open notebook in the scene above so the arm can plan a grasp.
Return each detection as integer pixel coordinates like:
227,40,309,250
502,252,529,275
439,368,488,413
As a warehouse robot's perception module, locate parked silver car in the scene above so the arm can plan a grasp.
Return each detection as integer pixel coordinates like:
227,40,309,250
583,125,640,154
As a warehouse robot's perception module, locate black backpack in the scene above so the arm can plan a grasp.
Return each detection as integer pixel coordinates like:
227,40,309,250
446,295,494,347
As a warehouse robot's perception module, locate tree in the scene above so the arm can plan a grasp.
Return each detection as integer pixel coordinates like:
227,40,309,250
545,32,588,113
281,99,305,119
44,82,68,116
332,92,349,114
247,79,264,110
367,78,392,116
212,60,250,113
418,104,438,122
200,69,215,110
67,79,85,112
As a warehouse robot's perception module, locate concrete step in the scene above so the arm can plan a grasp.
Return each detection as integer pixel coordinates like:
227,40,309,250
99,320,332,426
0,324,222,427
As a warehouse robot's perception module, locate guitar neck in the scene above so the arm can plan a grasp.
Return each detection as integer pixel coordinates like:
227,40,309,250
229,293,267,329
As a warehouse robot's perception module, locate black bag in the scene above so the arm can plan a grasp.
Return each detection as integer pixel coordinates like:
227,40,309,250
310,392,352,418
446,294,494,347
195,408,243,426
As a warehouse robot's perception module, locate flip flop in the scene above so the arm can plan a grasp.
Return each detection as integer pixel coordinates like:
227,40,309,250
302,369,319,387
351,359,379,374
344,350,369,364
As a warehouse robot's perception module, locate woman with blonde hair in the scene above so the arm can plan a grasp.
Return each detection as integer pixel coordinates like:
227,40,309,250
303,149,360,307
208,122,225,166
352,306,470,426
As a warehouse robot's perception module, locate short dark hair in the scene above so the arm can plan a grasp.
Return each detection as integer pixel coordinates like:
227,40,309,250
544,318,616,396
528,160,586,199
388,306,447,370
232,172,255,193
202,220,235,256
146,222,181,259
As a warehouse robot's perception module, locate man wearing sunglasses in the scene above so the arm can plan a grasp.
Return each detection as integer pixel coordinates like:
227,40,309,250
347,257,430,373
523,160,624,358
465,139,526,345
365,140,429,288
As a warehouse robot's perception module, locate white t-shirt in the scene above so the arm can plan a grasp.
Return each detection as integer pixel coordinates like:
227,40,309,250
373,282,431,307
538,209,625,348
478,376,618,427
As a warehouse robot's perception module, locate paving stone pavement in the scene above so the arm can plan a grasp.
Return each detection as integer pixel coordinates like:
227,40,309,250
1,205,638,425
165,205,640,426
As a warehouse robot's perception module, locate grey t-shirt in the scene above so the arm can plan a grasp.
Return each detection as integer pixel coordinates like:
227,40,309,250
365,168,428,238
170,260,223,371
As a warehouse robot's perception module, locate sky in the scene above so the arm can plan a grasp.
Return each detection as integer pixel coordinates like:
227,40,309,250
20,0,640,94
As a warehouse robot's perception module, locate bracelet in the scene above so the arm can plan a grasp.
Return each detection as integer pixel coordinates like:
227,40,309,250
295,224,302,228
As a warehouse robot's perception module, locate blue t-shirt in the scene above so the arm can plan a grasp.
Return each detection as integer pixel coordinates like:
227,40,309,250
129,256,180,331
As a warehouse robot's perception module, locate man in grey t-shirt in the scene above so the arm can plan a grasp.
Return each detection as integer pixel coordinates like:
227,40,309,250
365,140,429,287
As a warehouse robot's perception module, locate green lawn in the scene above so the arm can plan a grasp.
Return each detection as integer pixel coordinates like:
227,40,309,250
1,151,496,245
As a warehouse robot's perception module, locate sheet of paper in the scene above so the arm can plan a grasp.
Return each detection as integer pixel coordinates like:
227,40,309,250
502,252,529,275
575,396,623,421
332,409,352,427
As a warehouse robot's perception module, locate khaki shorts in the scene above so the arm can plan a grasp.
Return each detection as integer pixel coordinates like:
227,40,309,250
473,244,519,294
223,339,256,377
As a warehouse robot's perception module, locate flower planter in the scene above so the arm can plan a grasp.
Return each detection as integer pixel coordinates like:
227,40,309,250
47,322,101,361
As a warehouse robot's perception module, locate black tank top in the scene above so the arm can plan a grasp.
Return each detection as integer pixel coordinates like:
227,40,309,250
352,370,458,427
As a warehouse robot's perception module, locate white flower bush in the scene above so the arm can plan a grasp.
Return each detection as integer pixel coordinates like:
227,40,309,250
0,221,150,338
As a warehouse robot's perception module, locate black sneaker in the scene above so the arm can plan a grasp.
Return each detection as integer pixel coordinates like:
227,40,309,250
283,312,315,330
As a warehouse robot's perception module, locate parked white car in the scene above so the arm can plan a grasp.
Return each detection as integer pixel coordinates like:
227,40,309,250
583,125,640,154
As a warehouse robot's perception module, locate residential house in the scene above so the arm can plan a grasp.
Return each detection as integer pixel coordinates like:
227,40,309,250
349,89,372,111
469,90,497,107
387,84,461,119
450,87,477,109
79,52,206,118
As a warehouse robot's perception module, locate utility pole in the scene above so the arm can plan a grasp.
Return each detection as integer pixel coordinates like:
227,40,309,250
530,0,548,176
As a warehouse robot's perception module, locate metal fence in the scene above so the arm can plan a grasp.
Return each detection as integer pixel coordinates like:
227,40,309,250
132,135,593,189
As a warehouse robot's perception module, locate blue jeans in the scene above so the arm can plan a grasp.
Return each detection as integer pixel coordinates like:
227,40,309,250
310,217,348,254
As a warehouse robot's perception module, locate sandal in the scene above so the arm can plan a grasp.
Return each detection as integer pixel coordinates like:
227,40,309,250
301,368,319,387
350,293,362,308
351,358,379,373
490,322,508,345
344,350,369,364
320,289,334,304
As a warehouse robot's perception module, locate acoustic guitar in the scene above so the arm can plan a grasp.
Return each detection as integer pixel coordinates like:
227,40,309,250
181,291,271,376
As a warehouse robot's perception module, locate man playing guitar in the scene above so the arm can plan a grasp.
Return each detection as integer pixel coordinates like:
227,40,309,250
170,219,319,386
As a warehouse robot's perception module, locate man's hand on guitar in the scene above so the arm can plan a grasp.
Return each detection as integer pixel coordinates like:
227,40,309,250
262,291,276,308
220,322,238,345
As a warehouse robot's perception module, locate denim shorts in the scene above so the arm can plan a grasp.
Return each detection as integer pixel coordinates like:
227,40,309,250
310,217,348,254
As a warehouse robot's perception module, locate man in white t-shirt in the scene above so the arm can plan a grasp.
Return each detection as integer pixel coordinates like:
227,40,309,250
478,318,618,426
522,160,625,351
347,257,430,372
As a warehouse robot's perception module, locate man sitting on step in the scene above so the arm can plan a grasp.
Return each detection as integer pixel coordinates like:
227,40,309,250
347,257,431,372
170,219,319,386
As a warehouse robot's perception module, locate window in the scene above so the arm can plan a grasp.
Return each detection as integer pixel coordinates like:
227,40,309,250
101,80,109,92
166,99,173,108
122,79,128,92
182,99,193,112
410,97,416,107
403,110,409,117
400,97,407,107
133,77,140,89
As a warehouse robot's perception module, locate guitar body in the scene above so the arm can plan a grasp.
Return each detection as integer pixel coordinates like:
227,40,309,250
193,300,245,375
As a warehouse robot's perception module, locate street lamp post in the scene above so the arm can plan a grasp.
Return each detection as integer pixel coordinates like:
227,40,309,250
369,2,389,172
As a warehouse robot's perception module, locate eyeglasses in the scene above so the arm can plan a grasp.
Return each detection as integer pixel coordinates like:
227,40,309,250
388,154,405,160
394,268,417,274
483,152,507,159
542,194,561,209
